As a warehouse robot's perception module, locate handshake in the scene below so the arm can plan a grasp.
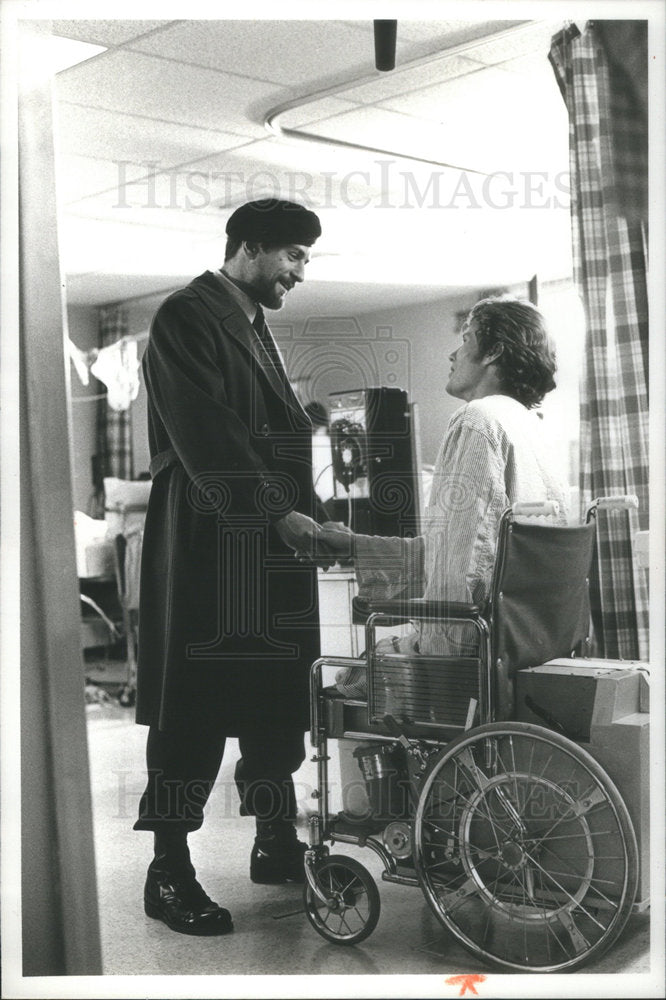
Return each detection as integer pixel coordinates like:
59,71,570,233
275,511,354,568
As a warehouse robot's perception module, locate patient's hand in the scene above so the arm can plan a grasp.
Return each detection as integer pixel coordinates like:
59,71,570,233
314,521,355,565
273,511,337,569
289,519,355,568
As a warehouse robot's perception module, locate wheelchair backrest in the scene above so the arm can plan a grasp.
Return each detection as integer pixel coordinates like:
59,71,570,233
489,513,597,718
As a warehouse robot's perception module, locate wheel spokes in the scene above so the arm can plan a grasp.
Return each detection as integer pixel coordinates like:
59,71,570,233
414,725,637,972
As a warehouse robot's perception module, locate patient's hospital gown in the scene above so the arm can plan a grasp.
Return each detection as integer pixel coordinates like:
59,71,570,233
336,394,568,695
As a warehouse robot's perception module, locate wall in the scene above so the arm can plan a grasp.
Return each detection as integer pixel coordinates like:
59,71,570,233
306,280,583,499
68,288,483,496
273,290,482,466
67,279,583,513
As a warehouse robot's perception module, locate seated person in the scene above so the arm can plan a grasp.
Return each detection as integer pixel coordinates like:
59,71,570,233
313,296,569,697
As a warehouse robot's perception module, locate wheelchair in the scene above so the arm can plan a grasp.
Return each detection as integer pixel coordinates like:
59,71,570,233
302,497,649,973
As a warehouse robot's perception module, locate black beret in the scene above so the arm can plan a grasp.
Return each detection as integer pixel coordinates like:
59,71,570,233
225,199,321,247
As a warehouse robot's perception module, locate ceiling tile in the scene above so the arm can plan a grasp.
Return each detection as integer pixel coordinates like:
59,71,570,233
377,64,528,121
277,97,357,129
493,50,558,78
460,20,561,67
61,195,234,235
56,103,254,169
123,19,532,90
365,59,568,172
45,17,575,307
375,19,525,44
59,138,344,220
304,105,493,173
143,137,386,214
189,137,414,212
54,154,147,206
59,216,222,281
338,54,483,105
51,20,174,47
54,50,273,135
341,18,528,59
125,20,382,85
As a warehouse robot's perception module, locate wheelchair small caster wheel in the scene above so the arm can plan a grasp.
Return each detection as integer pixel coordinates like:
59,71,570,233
303,855,380,945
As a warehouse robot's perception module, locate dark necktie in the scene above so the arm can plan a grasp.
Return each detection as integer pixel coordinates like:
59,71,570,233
253,305,286,377
253,307,306,416
252,304,266,336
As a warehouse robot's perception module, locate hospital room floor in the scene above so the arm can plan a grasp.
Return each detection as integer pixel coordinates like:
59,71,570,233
86,697,653,988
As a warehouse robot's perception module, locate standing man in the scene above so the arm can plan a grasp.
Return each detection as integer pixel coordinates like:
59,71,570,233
134,199,326,936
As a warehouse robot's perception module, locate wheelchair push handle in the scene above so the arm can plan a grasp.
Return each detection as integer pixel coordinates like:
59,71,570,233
592,494,639,511
511,500,560,519
586,494,639,520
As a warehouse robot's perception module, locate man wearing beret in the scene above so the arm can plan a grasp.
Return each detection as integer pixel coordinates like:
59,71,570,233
133,199,327,935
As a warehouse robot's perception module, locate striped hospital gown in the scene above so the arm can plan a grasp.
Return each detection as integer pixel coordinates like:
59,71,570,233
353,393,569,658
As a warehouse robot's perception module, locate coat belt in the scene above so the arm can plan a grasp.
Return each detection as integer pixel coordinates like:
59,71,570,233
149,447,179,479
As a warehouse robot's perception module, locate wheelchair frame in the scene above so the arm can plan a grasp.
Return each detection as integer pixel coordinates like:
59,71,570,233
302,497,646,973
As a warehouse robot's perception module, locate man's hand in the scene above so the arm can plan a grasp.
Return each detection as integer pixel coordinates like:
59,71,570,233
311,521,355,566
275,511,337,570
274,510,322,554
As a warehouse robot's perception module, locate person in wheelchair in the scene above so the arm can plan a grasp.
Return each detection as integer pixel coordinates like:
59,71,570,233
314,296,569,697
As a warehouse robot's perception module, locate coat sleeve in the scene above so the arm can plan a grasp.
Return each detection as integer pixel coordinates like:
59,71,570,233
144,294,285,523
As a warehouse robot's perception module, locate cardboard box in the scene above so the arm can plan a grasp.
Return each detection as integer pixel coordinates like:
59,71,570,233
516,658,650,906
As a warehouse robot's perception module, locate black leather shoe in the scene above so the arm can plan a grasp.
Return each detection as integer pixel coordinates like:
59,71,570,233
250,825,307,884
144,866,233,936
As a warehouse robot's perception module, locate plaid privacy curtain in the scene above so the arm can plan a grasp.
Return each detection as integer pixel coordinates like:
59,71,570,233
549,22,649,661
95,304,134,489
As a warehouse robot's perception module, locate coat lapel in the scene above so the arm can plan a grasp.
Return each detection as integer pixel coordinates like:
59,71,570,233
188,271,306,419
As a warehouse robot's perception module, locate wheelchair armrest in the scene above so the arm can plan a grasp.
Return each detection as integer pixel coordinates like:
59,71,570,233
352,595,481,623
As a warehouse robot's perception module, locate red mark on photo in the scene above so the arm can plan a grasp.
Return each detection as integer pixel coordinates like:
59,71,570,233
446,973,487,996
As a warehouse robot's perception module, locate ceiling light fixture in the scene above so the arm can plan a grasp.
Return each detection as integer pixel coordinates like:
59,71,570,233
374,20,397,72
266,21,551,174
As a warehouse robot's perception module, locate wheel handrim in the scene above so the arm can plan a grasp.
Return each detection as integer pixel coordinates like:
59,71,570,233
457,772,595,920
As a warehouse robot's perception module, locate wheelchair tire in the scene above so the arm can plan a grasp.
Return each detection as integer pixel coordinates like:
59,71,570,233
413,721,639,973
303,855,380,945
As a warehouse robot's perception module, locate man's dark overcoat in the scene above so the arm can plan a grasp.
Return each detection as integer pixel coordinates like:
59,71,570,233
135,271,322,736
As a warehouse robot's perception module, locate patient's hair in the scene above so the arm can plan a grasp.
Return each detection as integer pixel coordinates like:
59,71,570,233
467,297,557,408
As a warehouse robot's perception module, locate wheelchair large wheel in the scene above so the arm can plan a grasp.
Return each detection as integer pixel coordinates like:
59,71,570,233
413,721,638,973
303,855,380,945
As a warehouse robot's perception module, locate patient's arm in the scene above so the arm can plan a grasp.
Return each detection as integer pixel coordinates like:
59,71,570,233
313,521,425,600
353,533,425,601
